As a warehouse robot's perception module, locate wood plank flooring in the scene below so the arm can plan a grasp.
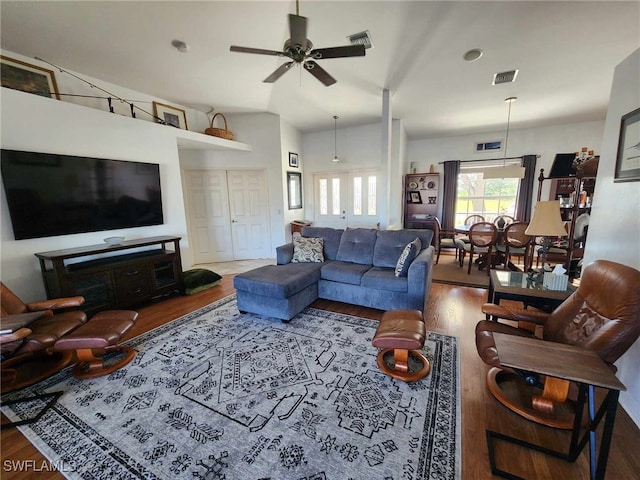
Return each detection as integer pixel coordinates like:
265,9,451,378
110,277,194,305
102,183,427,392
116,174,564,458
2,276,639,479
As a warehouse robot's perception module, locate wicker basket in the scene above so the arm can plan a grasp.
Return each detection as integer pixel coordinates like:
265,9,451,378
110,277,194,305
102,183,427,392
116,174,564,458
204,113,234,140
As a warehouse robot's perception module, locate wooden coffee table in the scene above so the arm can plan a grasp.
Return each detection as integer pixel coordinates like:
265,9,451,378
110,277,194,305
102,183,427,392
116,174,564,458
487,270,575,317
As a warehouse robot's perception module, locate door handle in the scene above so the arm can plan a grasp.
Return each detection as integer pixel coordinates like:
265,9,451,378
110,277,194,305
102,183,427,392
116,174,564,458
231,219,237,223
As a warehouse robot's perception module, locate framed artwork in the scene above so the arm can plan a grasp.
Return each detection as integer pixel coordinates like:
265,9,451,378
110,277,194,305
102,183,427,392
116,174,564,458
287,172,302,210
289,152,299,168
0,55,60,99
614,107,640,182
408,191,422,204
153,101,188,130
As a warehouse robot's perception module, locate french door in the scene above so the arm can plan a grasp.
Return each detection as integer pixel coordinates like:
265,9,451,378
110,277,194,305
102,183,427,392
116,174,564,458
183,170,270,263
313,170,379,229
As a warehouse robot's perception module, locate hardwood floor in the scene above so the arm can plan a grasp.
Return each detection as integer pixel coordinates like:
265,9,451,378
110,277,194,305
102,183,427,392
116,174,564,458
2,276,639,479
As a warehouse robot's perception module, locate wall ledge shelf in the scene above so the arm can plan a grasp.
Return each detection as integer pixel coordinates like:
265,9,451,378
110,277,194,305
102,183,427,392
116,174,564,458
176,129,252,152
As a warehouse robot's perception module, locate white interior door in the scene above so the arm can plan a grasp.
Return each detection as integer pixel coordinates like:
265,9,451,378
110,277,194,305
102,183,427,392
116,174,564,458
313,173,348,229
183,169,270,263
183,170,233,263
313,170,379,229
227,170,271,260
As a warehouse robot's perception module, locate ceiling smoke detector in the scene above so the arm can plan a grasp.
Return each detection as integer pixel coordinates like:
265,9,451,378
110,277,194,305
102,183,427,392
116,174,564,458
492,69,519,85
347,30,373,50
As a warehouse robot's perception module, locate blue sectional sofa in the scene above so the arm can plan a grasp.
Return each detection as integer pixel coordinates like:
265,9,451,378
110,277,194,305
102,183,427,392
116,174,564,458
233,226,435,321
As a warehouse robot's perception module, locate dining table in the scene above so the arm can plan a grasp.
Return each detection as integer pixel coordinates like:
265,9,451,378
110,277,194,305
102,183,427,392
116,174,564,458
454,224,517,271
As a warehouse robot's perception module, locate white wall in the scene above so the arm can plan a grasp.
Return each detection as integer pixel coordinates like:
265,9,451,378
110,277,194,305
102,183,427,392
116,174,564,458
408,120,605,219
0,88,190,301
178,112,288,253
280,118,304,243
302,121,404,228
582,49,640,425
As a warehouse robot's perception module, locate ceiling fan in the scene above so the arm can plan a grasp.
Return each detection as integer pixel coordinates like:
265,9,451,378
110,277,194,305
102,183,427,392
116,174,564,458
229,0,366,86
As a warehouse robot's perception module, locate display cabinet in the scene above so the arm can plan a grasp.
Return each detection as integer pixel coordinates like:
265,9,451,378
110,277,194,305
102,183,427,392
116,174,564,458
35,236,184,316
537,164,596,275
403,173,439,229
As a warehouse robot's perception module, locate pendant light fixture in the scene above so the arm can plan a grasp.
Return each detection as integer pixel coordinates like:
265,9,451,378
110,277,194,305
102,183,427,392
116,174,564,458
483,96,525,179
332,115,340,163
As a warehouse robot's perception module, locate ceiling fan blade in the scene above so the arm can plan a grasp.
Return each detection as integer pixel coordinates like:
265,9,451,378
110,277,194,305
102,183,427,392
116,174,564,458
264,62,295,83
304,61,336,86
310,45,366,59
289,14,308,48
230,46,284,56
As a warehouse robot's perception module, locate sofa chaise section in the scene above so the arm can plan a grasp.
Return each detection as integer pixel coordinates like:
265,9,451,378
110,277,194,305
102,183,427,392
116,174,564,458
234,227,435,321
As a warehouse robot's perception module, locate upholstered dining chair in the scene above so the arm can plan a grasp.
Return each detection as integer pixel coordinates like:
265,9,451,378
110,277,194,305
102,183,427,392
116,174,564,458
458,222,498,275
433,217,459,263
493,215,515,230
454,214,486,248
475,260,640,429
1,282,87,392
496,221,532,271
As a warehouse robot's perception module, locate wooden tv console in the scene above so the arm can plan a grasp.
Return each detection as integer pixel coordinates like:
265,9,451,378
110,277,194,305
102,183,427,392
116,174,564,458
35,236,184,316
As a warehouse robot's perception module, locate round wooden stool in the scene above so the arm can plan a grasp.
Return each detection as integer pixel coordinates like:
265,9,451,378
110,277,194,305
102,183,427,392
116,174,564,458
372,309,430,382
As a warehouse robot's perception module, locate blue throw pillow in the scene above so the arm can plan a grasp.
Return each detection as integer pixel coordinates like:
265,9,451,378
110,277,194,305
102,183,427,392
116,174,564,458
394,237,422,277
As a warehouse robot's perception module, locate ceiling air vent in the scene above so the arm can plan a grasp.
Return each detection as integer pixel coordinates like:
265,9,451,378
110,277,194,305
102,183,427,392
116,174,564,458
492,69,519,85
347,30,373,50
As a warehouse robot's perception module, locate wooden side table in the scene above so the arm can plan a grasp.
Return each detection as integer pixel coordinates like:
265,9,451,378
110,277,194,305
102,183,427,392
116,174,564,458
290,220,311,236
486,333,625,480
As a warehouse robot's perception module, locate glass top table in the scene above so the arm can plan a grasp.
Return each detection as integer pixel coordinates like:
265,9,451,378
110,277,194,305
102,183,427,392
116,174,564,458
487,270,576,316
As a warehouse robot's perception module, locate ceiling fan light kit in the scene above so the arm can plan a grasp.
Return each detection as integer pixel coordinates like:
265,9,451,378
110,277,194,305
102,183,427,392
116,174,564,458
230,1,366,86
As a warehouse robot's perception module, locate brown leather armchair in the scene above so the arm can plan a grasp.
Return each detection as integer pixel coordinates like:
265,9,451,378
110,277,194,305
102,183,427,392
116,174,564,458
1,282,87,391
475,260,640,428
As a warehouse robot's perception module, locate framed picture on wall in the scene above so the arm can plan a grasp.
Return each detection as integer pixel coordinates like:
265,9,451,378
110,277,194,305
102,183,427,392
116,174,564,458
408,191,422,204
614,107,640,182
153,101,188,130
0,55,60,99
287,171,302,209
289,152,299,168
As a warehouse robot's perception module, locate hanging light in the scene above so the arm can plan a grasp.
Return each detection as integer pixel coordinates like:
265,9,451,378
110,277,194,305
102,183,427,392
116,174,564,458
332,115,340,163
483,97,525,179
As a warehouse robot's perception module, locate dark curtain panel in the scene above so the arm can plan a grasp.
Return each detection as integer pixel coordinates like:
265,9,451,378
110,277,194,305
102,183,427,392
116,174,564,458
515,154,537,221
441,160,460,230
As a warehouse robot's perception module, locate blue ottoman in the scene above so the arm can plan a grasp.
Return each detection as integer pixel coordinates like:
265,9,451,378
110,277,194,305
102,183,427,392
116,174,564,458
233,263,323,321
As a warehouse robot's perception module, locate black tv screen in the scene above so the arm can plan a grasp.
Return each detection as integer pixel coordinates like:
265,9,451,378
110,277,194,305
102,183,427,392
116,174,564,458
1,149,164,240
548,153,577,178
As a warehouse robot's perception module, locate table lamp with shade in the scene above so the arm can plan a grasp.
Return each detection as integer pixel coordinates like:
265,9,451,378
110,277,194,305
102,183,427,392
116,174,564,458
525,201,568,278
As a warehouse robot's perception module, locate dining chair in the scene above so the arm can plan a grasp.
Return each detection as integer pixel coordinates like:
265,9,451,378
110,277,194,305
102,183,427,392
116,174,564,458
432,217,459,263
458,222,498,275
493,215,515,230
455,214,486,245
496,221,532,271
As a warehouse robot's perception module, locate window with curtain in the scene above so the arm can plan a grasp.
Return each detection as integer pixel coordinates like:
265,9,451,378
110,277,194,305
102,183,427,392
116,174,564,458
455,160,521,224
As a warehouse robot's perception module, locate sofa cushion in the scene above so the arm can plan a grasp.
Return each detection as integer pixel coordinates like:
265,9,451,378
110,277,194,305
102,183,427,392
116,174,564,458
321,261,371,286
292,236,324,263
394,237,422,277
302,227,344,261
361,267,408,292
233,263,322,299
336,228,378,265
373,230,432,268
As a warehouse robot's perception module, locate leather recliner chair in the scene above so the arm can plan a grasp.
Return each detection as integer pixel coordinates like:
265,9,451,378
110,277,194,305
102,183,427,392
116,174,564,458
1,282,87,392
475,260,640,428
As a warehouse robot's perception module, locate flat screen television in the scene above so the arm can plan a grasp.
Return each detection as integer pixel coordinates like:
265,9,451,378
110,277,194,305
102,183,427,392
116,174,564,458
1,149,164,240
548,153,577,178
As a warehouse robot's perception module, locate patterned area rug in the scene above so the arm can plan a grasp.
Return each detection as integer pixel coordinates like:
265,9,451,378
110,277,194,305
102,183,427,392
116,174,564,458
2,295,461,480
